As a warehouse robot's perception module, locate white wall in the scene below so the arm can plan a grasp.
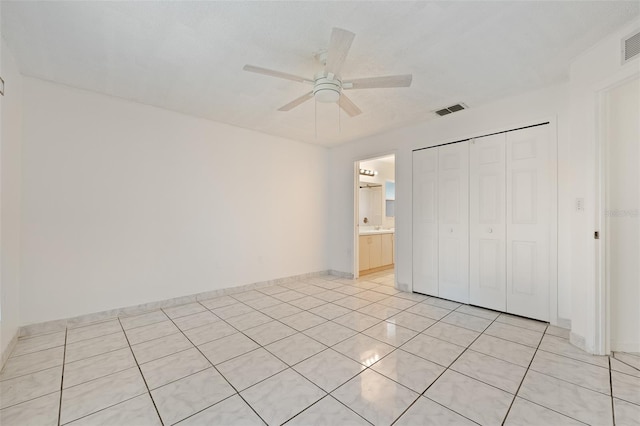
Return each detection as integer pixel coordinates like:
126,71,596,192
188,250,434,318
328,83,572,324
20,78,329,325
1,39,23,362
567,19,640,353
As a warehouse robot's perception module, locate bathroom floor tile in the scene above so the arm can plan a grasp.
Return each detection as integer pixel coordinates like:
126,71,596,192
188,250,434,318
151,367,235,425
425,369,513,425
518,370,613,425
362,322,418,347
198,332,260,365
217,348,287,390
395,396,477,426
173,310,220,331
64,347,136,388
423,322,479,347
243,320,297,346
287,395,369,426
386,311,436,332
0,346,64,381
303,322,358,347
67,394,161,426
441,311,492,332
131,332,193,364
371,349,445,393
139,347,211,389
332,369,419,425
504,397,583,425
183,321,236,345
470,334,536,367
332,334,395,367
60,367,146,424
294,349,364,392
450,349,527,393
179,394,264,426
279,311,328,331
241,369,325,425
11,332,66,357
66,320,122,344
530,349,611,394
401,334,466,367
0,366,62,409
485,321,543,348
265,333,327,366
332,311,381,332
0,392,60,426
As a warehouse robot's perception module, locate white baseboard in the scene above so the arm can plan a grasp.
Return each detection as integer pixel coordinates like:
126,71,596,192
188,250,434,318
1,331,18,370
611,341,640,353
19,270,333,338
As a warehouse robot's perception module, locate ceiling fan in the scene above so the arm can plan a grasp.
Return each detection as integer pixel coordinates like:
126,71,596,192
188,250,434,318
243,27,412,117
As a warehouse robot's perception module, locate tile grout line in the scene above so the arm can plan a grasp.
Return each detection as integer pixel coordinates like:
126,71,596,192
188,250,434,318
500,323,548,425
57,328,68,426
609,356,616,425
389,309,505,425
161,308,271,426
116,318,165,426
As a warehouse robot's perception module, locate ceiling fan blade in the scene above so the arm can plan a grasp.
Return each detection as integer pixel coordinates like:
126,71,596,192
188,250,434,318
325,28,355,76
243,65,312,84
344,74,413,89
338,94,362,117
278,92,314,111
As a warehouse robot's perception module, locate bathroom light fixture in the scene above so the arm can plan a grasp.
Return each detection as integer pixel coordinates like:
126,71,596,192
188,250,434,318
359,168,378,176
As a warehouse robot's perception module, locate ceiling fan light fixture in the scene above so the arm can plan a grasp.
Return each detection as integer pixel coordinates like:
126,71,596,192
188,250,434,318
313,76,342,103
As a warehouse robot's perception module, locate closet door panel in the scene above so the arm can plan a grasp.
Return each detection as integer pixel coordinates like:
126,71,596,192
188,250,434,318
438,142,469,303
413,148,439,295
470,134,506,311
506,126,551,321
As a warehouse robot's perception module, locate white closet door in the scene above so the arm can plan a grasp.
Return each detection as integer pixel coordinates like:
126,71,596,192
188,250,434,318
438,142,469,303
470,134,507,311
412,148,439,295
506,125,551,321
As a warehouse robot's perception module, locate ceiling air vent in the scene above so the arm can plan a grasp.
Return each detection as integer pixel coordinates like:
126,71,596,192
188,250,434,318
434,103,468,117
622,30,640,64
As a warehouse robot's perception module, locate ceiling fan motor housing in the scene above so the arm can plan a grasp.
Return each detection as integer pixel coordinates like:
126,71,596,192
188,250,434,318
313,76,342,103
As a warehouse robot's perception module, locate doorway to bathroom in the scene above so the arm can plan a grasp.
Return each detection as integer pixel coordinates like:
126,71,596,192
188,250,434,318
355,154,395,284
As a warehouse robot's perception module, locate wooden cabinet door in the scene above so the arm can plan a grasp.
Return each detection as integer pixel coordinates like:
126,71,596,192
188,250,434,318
381,234,393,266
369,235,382,268
359,235,370,271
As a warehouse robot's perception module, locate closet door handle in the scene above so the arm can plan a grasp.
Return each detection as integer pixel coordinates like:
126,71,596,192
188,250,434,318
488,227,493,233
449,228,453,233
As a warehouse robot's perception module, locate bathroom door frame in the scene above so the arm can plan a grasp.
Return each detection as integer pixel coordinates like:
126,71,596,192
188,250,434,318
353,151,397,280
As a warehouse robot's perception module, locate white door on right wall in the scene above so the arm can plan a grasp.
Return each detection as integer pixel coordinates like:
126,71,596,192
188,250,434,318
506,125,552,321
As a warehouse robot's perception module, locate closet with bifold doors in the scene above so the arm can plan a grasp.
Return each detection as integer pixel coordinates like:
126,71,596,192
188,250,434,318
412,123,556,321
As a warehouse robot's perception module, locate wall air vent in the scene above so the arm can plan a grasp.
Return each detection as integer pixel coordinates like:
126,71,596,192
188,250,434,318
434,103,468,117
622,30,640,64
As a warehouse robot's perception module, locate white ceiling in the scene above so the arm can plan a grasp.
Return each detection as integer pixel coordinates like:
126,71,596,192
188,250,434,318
2,1,638,146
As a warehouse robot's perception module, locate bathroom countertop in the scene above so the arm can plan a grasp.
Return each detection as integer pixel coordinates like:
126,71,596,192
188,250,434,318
359,228,395,235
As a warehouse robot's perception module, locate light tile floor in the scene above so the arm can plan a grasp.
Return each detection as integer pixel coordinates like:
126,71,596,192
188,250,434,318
2,270,639,425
